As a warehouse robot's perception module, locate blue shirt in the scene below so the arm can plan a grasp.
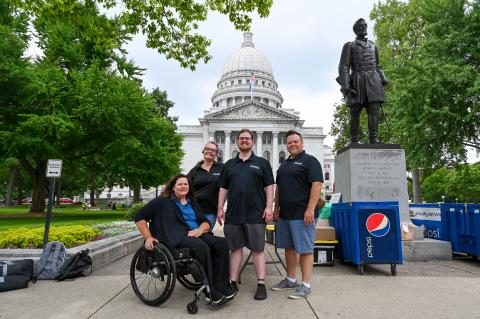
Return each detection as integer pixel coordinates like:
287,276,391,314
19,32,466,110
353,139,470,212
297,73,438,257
174,199,199,230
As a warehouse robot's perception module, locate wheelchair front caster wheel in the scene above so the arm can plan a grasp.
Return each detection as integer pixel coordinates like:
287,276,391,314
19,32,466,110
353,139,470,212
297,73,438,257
187,301,198,314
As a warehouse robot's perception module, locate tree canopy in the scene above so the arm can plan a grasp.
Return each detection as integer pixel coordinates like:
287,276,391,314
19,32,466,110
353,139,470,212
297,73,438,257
1,0,271,211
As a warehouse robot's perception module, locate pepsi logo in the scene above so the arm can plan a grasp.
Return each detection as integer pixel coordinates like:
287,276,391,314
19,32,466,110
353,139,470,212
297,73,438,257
366,213,390,237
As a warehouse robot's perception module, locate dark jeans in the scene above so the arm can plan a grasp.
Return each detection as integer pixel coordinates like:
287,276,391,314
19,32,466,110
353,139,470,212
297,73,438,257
176,233,229,293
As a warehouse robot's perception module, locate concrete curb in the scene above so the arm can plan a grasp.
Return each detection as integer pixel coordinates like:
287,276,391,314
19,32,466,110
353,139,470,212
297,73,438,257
0,231,143,271
402,239,453,261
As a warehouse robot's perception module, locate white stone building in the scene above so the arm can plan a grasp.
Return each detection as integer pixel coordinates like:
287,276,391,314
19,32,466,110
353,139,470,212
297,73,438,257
179,33,330,185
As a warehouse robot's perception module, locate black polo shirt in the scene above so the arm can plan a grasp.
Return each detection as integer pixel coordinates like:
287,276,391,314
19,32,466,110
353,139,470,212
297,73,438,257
219,152,275,225
187,161,224,215
276,151,323,220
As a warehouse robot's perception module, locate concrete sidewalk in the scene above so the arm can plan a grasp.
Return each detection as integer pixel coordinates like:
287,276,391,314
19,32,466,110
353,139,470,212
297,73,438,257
1,243,480,319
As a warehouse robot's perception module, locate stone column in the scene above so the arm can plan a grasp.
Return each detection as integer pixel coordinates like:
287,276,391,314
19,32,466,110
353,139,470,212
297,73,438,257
256,131,263,156
202,125,209,144
224,130,231,161
208,130,215,142
272,131,279,173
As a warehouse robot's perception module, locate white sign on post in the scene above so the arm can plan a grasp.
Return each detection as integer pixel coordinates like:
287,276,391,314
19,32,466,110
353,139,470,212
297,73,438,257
46,159,63,177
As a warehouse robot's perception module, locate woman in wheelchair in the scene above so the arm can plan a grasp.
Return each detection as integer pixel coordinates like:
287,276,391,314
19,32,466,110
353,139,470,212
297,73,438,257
134,173,237,305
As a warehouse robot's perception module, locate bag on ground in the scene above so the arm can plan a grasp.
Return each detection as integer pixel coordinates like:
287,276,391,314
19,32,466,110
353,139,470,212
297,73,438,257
0,259,35,292
55,249,92,281
35,241,67,279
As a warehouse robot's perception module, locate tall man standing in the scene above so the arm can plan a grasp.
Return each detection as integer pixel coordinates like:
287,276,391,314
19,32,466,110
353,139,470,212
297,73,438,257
217,129,275,300
272,130,323,299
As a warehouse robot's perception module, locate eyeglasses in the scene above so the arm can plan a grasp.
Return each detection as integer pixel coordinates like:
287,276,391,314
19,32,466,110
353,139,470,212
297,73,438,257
238,137,252,141
204,147,218,153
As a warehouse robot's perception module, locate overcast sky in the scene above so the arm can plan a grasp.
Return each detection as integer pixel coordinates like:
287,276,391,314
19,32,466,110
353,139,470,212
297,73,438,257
124,0,383,147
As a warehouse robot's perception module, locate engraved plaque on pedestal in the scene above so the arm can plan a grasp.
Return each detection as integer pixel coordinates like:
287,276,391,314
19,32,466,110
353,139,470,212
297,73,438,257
334,144,409,221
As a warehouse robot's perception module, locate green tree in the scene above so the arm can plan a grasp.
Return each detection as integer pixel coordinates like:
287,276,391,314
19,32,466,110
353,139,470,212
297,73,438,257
420,167,451,203
446,163,480,203
1,0,272,212
370,0,480,167
20,0,272,70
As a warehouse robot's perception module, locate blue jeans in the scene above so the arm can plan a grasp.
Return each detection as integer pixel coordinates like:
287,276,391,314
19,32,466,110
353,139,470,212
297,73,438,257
275,219,315,254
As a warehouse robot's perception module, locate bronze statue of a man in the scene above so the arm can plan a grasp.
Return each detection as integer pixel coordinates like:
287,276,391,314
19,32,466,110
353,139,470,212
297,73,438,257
337,18,388,144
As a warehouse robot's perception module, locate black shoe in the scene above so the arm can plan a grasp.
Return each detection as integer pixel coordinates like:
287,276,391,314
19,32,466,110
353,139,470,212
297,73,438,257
254,283,267,300
222,287,237,301
205,289,226,305
229,281,239,293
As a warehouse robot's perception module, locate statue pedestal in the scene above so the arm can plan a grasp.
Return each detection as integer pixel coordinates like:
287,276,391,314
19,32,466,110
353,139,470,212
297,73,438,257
334,144,410,221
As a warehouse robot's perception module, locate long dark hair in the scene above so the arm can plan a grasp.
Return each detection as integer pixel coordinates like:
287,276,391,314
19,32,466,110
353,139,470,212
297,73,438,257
161,174,195,200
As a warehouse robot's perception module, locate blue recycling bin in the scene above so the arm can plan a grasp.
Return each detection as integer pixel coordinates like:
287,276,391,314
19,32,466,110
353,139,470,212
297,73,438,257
444,203,480,258
409,204,444,240
332,202,403,275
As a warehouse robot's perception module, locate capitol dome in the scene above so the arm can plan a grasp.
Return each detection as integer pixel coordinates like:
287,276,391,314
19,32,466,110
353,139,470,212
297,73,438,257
211,33,283,110
222,33,274,78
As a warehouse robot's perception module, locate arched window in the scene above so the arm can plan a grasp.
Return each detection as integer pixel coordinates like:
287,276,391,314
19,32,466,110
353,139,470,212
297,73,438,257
325,172,330,181
279,151,286,164
263,151,270,162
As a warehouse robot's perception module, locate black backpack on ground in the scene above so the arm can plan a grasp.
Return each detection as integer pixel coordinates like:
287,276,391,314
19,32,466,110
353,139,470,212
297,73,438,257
0,259,35,292
55,249,93,281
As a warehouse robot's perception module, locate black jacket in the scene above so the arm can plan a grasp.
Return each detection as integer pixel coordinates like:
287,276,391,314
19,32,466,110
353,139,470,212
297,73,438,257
134,196,209,247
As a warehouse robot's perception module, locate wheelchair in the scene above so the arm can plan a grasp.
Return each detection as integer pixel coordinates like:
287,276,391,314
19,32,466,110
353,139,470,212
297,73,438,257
130,242,216,314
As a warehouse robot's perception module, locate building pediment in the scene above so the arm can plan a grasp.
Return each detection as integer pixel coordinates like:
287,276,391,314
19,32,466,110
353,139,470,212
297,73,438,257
202,101,299,122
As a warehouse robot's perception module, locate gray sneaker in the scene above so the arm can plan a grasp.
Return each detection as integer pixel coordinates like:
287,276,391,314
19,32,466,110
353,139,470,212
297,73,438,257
271,278,298,291
288,284,311,299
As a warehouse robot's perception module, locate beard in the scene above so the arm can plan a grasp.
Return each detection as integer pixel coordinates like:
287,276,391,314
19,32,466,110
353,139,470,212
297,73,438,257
238,143,252,152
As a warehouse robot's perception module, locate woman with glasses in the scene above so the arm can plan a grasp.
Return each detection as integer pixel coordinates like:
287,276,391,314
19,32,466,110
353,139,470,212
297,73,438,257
187,141,224,229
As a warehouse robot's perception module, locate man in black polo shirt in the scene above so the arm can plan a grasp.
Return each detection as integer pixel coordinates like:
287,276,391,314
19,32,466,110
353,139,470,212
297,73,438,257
217,129,274,301
272,130,323,299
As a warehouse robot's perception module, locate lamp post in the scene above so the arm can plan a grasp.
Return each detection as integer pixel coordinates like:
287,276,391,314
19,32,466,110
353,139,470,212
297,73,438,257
455,198,458,203
441,195,445,203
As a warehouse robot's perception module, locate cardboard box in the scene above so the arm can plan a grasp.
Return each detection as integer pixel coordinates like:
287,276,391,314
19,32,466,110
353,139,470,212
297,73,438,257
315,226,336,241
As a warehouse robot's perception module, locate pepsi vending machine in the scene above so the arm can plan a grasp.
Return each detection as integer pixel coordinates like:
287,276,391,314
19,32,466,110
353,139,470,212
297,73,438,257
333,202,403,275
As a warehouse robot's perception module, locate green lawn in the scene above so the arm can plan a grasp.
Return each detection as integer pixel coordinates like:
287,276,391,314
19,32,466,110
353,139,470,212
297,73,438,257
0,207,127,231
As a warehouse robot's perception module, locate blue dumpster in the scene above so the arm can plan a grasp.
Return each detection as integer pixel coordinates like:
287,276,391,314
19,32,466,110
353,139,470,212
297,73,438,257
441,203,466,247
446,204,480,258
332,202,403,275
409,204,443,240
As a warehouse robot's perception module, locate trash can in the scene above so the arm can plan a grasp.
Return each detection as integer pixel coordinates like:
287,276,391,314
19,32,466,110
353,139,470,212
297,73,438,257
332,202,403,275
409,204,443,239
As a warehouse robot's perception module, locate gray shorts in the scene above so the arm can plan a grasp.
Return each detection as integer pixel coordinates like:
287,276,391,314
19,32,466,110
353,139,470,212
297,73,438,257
224,224,265,252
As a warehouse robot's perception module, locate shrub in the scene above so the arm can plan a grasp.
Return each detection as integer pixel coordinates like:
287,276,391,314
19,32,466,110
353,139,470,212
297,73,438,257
93,221,138,237
0,225,100,249
125,202,145,221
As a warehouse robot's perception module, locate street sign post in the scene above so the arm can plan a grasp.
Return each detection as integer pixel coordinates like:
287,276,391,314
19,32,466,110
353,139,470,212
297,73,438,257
46,159,63,178
43,159,63,246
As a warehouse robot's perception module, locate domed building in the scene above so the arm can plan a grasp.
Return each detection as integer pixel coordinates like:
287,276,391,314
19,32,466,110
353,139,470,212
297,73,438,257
179,33,328,184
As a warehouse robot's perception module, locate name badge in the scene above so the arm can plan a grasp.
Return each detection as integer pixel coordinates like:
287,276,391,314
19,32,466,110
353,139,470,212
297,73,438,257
212,173,220,176
250,165,260,170
293,161,303,165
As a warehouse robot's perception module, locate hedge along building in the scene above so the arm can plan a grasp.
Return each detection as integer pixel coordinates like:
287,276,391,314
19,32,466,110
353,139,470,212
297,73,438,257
178,32,331,195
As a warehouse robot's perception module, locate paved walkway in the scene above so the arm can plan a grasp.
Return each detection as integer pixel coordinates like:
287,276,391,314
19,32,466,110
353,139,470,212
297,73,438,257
1,243,480,319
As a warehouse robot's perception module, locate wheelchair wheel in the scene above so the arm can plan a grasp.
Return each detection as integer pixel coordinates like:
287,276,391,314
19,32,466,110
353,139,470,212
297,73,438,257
177,273,203,291
130,243,176,306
